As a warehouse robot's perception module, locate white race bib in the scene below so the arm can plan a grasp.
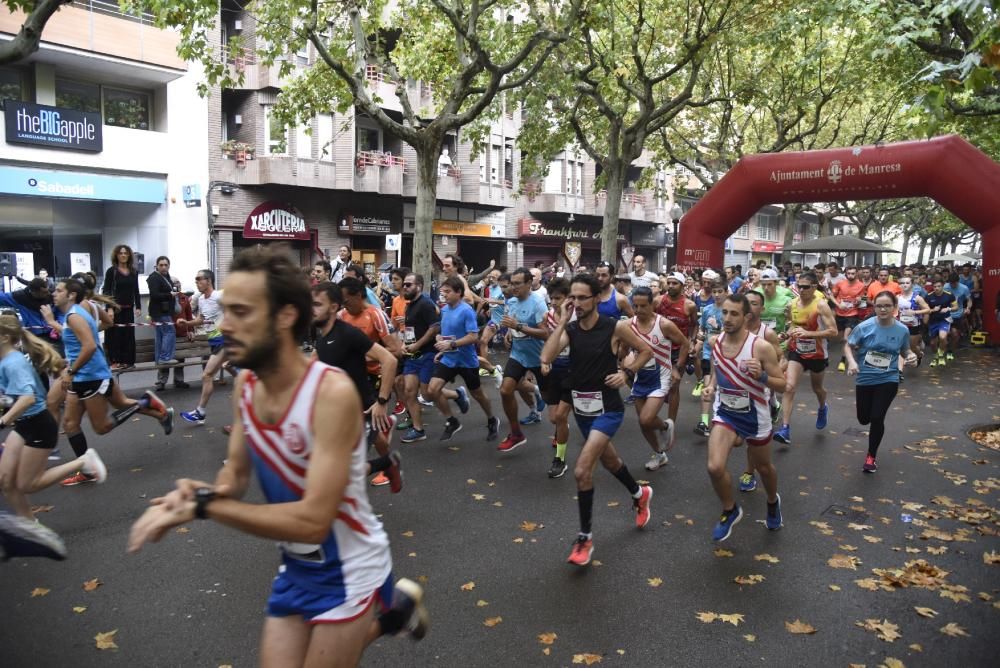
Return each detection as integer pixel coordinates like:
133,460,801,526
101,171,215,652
404,327,416,344
762,319,777,330
796,337,817,354
571,390,604,417
279,541,325,563
719,387,751,412
839,300,854,310
900,309,917,325
864,350,891,370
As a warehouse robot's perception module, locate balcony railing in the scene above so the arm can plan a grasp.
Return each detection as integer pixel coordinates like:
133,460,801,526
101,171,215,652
356,150,406,171
365,65,395,86
595,190,646,206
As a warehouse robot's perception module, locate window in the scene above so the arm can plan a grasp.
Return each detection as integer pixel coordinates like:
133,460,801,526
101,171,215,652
479,153,486,182
807,222,820,239
356,125,380,152
55,80,100,114
103,87,150,130
296,122,312,159
263,105,288,154
318,114,334,161
734,222,750,239
0,68,24,109
490,144,501,183
756,213,779,241
543,159,563,193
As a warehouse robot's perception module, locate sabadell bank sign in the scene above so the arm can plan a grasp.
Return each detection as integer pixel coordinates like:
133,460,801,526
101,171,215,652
243,201,310,241
4,101,103,152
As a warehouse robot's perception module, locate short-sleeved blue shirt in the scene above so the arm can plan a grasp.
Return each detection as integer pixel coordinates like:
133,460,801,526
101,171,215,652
699,303,723,360
848,318,909,386
943,282,971,318
507,292,547,368
0,350,47,418
439,301,480,368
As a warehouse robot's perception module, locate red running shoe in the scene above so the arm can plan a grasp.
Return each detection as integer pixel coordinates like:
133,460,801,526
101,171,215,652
634,485,653,529
567,535,593,566
497,433,526,453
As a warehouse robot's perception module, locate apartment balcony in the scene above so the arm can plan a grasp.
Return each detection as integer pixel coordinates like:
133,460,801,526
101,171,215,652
0,0,186,71
436,167,463,202
226,50,285,90
468,180,515,208
354,151,405,195
215,153,336,188
524,184,587,218
594,190,649,222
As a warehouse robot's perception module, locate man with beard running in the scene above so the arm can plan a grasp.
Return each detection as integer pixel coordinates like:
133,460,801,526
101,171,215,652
701,294,787,542
595,261,633,320
541,274,655,566
831,266,868,372
654,272,698,429
128,246,427,665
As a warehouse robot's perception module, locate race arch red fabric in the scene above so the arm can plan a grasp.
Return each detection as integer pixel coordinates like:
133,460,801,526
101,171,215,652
675,135,1000,342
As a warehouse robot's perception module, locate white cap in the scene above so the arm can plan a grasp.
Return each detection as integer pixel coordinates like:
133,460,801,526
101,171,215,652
760,268,779,281
667,271,687,284
701,269,720,281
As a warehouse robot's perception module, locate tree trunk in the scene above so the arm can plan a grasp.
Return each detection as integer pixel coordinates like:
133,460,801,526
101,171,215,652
900,227,911,265
917,237,927,264
817,212,829,264
780,207,797,265
601,162,626,269
950,239,959,253
413,143,442,288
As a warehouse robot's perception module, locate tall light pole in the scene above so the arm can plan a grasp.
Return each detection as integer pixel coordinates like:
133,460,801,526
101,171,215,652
669,203,683,271
206,181,240,275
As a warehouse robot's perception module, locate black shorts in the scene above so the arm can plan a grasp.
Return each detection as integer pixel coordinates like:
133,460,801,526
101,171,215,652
786,351,828,373
503,358,546,390
543,363,569,406
700,358,711,377
14,410,59,450
70,378,114,400
906,324,922,337
432,363,481,391
836,315,860,332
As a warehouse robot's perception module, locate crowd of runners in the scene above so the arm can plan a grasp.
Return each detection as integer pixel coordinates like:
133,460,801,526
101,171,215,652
0,246,992,665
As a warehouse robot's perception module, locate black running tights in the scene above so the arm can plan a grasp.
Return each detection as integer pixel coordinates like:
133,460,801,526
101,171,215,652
856,382,899,457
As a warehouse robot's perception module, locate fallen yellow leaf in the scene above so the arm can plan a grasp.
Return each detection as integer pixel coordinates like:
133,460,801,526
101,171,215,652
83,578,102,592
695,611,717,623
908,643,922,652
647,577,663,587
519,520,540,532
939,622,969,637
542,647,551,656
472,494,485,500
855,618,901,642
828,585,841,591
881,658,905,668
460,581,475,591
30,588,50,598
476,600,489,607
734,574,765,586
713,548,734,558
572,654,602,665
863,535,883,544
73,606,87,613
983,550,1000,565
828,553,861,570
94,629,118,650
839,544,859,552
914,607,938,618
401,530,414,537
785,619,817,634
939,590,971,604
743,633,756,642
175,527,190,534
537,632,557,645
483,616,502,627
754,553,779,563
718,613,744,626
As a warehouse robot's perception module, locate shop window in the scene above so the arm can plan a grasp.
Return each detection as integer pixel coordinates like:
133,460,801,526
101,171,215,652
103,87,150,130
0,68,25,109
55,79,101,114
263,105,288,154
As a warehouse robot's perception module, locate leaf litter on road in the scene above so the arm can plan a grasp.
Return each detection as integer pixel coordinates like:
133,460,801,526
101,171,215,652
855,618,901,642
785,619,817,635
94,630,118,650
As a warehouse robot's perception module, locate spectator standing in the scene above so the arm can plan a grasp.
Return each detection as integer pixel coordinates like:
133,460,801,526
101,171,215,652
102,245,142,369
168,279,191,388
147,256,178,391
331,245,352,282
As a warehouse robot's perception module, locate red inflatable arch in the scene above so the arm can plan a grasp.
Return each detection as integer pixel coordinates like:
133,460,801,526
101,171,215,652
676,135,1000,343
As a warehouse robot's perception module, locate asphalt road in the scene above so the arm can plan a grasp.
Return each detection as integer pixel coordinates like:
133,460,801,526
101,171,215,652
2,348,998,667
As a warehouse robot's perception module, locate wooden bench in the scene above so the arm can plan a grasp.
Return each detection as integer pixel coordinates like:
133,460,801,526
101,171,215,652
112,338,215,378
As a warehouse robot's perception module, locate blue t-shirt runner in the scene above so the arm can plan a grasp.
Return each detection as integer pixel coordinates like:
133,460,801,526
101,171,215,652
847,317,909,385
506,292,547,369
0,350,48,418
439,301,479,369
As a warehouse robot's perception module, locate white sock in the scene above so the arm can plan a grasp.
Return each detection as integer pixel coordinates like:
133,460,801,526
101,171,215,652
197,406,206,414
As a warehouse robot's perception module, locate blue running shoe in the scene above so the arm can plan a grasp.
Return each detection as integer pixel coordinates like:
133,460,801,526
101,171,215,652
519,411,542,425
400,428,426,443
738,472,757,492
534,389,545,412
773,424,791,444
181,409,206,425
766,494,783,530
455,386,470,414
816,404,828,430
712,505,743,542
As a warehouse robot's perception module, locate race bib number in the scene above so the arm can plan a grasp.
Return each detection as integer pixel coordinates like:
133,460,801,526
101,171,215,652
279,541,325,563
404,327,416,344
762,319,777,330
858,298,868,308
839,300,854,310
863,350,891,370
900,309,917,325
719,387,751,413
571,390,604,417
796,337,817,354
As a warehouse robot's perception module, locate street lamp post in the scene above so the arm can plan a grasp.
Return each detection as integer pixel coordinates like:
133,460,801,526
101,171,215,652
206,181,240,275
669,203,683,271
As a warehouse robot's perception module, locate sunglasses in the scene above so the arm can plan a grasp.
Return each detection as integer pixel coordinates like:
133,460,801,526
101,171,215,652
402,282,415,287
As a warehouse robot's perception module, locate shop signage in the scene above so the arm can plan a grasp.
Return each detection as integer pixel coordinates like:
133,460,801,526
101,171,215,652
432,220,497,238
631,225,666,247
564,241,582,266
4,101,103,152
340,214,392,234
244,201,309,240
0,165,164,203
752,241,784,253
518,218,625,242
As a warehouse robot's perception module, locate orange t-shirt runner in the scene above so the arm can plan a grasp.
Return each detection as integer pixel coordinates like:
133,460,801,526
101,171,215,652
340,304,390,375
831,280,866,317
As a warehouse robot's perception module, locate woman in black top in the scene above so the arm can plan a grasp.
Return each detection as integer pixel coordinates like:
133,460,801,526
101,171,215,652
102,244,141,368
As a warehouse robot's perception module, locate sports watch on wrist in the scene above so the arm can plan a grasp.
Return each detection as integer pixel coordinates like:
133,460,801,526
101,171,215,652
194,487,217,520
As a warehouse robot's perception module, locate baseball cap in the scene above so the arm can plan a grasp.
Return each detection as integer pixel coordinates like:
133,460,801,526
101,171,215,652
701,269,720,281
667,271,686,283
760,268,779,281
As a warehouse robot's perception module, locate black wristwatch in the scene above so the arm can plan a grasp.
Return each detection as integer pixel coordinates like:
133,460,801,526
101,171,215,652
377,396,389,406
194,487,216,519
449,340,457,350
516,323,524,332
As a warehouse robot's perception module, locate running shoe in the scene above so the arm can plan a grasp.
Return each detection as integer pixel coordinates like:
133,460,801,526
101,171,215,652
401,428,426,443
634,485,653,528
535,389,546,412
386,451,403,494
645,451,668,471
371,472,390,486
486,416,500,441
770,401,781,425
567,535,593,566
662,418,676,451
392,401,407,415
863,454,878,473
60,471,97,487
418,394,434,407
837,360,846,372
765,494,783,530
0,514,67,561
181,409,206,425
47,448,62,462
141,389,167,414
946,352,955,361
454,387,470,414
712,504,743,542
440,417,462,441
815,404,828,430
929,356,940,368
479,368,490,377
519,411,542,425
492,367,504,389
547,457,568,479
739,472,757,492
81,449,107,484
691,380,704,397
694,421,711,437
497,433,526,452
160,407,175,435
396,415,413,430
391,578,429,640
773,424,791,444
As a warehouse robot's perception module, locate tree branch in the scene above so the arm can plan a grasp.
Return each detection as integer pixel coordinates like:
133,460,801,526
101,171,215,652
0,0,72,65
